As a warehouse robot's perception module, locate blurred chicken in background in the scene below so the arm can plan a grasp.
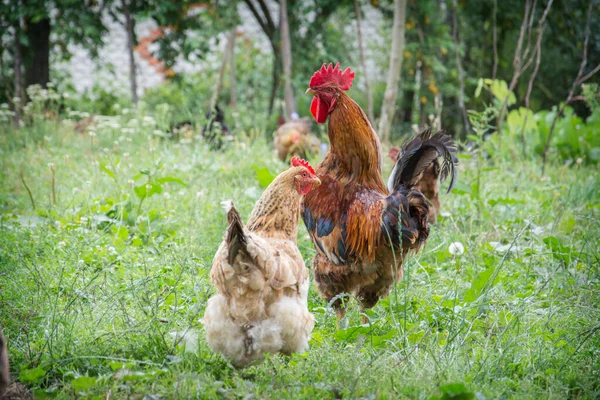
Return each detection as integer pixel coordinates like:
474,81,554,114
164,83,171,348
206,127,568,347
274,115,321,162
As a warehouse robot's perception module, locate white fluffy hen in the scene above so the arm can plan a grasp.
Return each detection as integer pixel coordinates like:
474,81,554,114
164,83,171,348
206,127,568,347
203,157,320,368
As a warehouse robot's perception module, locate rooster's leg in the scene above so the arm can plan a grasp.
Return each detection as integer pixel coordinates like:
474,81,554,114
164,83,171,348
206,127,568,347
360,311,369,325
335,307,347,324
312,254,352,325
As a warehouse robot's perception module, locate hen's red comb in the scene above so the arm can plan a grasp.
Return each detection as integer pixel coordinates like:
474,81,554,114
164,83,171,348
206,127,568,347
291,156,315,175
309,62,354,91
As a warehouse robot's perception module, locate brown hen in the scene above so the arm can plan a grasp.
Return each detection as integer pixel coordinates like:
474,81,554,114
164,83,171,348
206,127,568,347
203,157,320,367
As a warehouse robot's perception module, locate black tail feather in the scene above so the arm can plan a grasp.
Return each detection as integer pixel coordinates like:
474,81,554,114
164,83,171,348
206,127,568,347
388,129,458,194
382,188,430,250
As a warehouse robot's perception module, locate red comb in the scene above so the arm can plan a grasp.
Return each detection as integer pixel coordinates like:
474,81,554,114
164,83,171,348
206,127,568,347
291,156,315,175
309,62,354,91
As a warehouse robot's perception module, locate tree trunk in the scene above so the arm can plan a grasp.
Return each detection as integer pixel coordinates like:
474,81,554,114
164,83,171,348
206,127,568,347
412,61,422,127
451,0,470,135
354,0,374,122
491,0,498,81
123,0,138,105
14,24,23,126
280,0,295,119
24,17,50,90
378,0,407,143
210,30,237,113
268,40,281,117
228,29,238,112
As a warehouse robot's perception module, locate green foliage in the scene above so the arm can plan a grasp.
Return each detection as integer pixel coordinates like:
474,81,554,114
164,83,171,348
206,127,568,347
0,92,598,399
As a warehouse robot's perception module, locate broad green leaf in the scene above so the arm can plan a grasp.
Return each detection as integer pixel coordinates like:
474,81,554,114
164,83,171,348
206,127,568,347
464,266,495,303
436,382,475,400
335,325,373,342
487,198,525,206
252,165,275,188
370,329,399,347
489,79,516,105
134,183,163,199
99,163,115,179
71,376,97,392
474,78,483,98
451,181,472,195
543,236,574,264
559,215,576,234
19,367,46,384
108,361,124,371
156,176,187,186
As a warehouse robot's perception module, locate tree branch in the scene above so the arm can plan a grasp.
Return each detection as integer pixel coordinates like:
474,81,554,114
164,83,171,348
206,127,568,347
491,0,498,81
569,93,600,103
354,0,374,122
243,0,272,38
256,0,276,32
497,0,552,140
576,63,600,86
542,0,593,173
451,0,470,134
519,0,553,155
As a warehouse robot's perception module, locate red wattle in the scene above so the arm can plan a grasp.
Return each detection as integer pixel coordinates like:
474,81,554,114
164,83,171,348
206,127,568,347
310,96,329,124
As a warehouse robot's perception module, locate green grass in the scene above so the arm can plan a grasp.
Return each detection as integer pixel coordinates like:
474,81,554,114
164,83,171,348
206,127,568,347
0,109,599,399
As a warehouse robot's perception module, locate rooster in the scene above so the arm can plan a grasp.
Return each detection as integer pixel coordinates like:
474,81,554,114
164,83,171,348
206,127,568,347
273,117,321,162
203,157,320,368
389,146,442,223
303,63,457,321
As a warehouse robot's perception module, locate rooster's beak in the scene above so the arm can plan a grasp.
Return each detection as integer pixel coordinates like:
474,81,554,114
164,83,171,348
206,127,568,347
312,176,321,187
305,88,316,96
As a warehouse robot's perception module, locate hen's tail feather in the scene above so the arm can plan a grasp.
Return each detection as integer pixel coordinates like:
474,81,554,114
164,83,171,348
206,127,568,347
388,129,458,194
222,200,247,265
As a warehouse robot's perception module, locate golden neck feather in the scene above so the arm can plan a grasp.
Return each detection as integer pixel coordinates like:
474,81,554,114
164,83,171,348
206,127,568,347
246,170,302,241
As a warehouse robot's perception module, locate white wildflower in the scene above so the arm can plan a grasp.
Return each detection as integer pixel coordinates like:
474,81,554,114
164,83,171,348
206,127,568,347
58,241,66,247
449,242,465,256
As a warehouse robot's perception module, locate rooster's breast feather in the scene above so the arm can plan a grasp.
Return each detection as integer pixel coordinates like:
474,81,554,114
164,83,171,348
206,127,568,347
302,171,388,264
302,173,350,265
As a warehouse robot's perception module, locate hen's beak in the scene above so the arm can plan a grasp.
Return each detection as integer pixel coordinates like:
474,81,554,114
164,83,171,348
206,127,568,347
312,176,321,188
305,88,316,96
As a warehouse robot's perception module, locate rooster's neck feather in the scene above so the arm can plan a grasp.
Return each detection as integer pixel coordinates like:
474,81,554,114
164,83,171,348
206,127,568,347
325,93,386,192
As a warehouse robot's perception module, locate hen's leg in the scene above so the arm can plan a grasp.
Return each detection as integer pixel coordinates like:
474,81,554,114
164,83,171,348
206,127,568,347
312,254,350,323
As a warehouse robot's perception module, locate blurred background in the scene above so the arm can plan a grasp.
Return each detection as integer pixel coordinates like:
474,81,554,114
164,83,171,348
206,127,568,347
0,2,599,397
0,0,599,160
